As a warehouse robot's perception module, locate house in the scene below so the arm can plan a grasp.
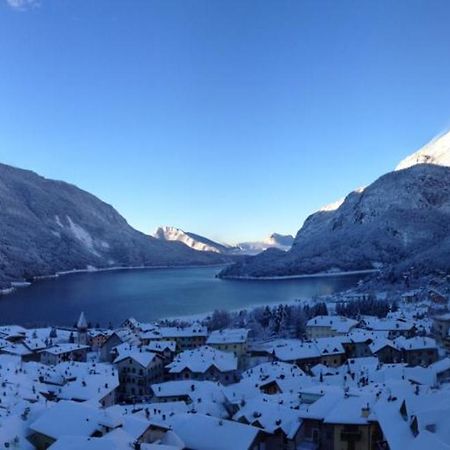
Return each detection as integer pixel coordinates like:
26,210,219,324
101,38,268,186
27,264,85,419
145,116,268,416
233,396,304,450
28,401,105,449
342,329,390,359
144,340,177,361
239,361,308,396
430,358,450,384
306,316,358,339
395,337,439,367
150,380,228,417
361,317,416,339
369,339,402,364
315,337,347,368
322,395,384,450
374,391,450,450
431,313,450,341
114,347,164,402
166,345,239,385
40,344,89,365
296,391,343,448
100,332,125,362
401,290,420,303
88,330,112,350
163,412,266,450
207,328,250,367
121,317,142,332
144,325,208,351
429,288,448,306
100,329,139,362
0,325,27,342
265,338,346,370
28,400,154,450
40,361,119,407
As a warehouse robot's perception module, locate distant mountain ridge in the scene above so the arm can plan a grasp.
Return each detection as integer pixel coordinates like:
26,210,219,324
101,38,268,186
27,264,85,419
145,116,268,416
152,226,234,254
236,233,294,254
219,132,450,279
153,226,294,255
0,163,227,289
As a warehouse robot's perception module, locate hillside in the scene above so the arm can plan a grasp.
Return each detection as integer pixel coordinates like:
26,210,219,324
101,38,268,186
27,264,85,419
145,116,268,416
0,164,227,288
219,132,450,279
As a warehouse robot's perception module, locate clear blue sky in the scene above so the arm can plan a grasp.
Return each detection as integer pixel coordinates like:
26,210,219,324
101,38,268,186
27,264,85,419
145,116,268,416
1,0,449,243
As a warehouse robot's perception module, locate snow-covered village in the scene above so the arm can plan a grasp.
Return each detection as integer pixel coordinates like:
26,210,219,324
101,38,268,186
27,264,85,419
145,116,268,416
2,1,450,449
0,271,449,450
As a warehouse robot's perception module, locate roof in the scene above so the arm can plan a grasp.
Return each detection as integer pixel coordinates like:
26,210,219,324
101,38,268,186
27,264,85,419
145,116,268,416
395,336,438,351
158,325,208,339
48,436,129,450
430,357,450,374
262,338,345,362
23,337,48,351
433,313,450,321
207,329,250,345
151,380,228,417
374,392,450,450
167,345,237,374
369,338,400,354
113,347,160,368
233,396,303,438
306,315,358,333
29,401,103,439
145,340,177,353
164,413,262,450
42,344,90,356
324,394,376,425
362,316,415,332
242,361,306,385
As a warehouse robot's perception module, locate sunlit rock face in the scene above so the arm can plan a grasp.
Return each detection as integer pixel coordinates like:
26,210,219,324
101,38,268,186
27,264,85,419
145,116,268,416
396,131,450,170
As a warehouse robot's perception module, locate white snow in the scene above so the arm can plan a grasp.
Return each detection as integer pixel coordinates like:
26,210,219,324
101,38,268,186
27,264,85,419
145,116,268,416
153,226,223,253
55,215,64,228
396,130,450,170
66,216,100,256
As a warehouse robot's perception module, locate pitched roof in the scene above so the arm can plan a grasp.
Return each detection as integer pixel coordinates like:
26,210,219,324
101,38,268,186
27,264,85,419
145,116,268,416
207,329,250,345
113,347,160,368
165,413,262,450
167,346,237,374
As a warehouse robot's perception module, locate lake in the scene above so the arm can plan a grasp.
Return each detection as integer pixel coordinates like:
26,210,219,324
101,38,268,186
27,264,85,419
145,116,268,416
0,266,365,327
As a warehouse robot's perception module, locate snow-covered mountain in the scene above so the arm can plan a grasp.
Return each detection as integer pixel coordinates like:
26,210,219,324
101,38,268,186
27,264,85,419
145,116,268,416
0,163,228,289
153,226,233,254
237,233,294,254
396,131,450,170
153,227,293,256
219,131,450,278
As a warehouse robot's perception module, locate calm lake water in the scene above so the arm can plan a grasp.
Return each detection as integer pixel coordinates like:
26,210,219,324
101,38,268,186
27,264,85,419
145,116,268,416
0,266,364,327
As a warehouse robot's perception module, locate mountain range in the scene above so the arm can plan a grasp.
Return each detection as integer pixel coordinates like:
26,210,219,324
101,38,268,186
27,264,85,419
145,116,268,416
152,226,234,254
2,130,449,289
219,131,450,279
0,164,229,289
152,226,294,255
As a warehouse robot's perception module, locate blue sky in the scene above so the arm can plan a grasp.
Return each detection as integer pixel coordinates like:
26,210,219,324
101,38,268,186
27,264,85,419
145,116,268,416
0,0,449,243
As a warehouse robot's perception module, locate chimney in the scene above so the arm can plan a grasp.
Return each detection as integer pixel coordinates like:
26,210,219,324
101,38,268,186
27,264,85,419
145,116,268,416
361,403,370,418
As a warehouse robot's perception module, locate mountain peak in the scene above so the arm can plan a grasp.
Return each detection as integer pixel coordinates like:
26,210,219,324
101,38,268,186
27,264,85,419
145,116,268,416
152,226,230,253
396,130,450,171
